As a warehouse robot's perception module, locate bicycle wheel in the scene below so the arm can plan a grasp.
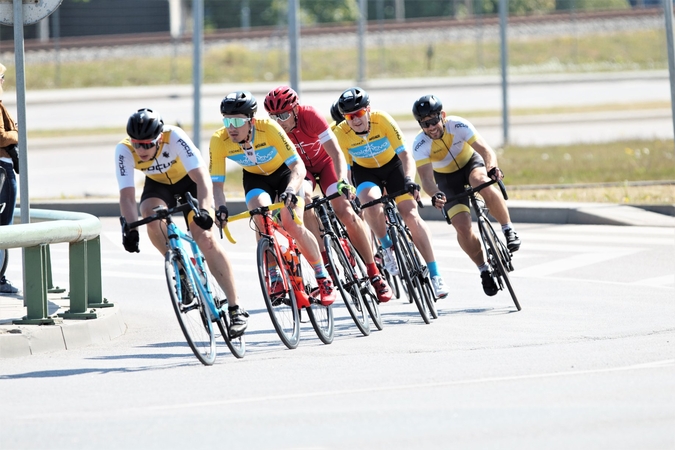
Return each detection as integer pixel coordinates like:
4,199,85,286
300,252,334,344
257,237,301,349
324,235,370,336
165,251,216,365
480,219,522,311
405,229,438,320
207,265,245,359
353,241,383,331
391,227,431,324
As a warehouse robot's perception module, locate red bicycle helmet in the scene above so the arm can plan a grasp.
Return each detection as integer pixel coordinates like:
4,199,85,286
264,86,299,114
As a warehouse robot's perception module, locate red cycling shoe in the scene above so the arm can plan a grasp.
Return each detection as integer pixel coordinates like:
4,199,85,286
370,275,392,303
317,277,336,306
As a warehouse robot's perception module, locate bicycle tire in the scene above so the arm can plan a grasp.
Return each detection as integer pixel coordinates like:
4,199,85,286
480,219,522,311
353,241,383,330
391,227,431,324
405,228,438,320
299,252,334,344
257,237,301,349
207,266,245,359
165,251,216,365
0,248,7,278
324,235,370,336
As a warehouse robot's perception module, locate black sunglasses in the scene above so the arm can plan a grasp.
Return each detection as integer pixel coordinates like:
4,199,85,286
419,115,442,129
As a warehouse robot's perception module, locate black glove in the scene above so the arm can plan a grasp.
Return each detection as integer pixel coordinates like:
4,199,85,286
122,229,140,253
431,192,446,208
404,177,420,195
487,167,502,180
193,208,214,230
216,205,229,225
279,190,298,206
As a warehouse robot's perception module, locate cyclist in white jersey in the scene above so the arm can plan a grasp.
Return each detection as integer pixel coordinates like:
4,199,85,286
116,108,248,337
411,95,521,297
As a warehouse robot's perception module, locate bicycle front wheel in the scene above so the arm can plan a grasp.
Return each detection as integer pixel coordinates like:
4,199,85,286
207,266,245,359
405,229,438,320
257,237,301,349
480,219,521,311
165,251,216,365
325,235,370,337
300,252,334,345
391,227,431,324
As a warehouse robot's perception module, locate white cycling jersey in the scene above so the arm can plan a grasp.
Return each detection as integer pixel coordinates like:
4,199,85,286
412,115,479,174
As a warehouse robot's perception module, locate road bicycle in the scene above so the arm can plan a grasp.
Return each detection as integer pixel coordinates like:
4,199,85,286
305,190,383,335
121,193,245,365
359,189,438,324
226,201,334,348
441,178,521,311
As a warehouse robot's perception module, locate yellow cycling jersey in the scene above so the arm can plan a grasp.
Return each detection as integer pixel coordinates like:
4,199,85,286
334,110,406,169
115,125,204,189
209,118,300,182
411,115,478,174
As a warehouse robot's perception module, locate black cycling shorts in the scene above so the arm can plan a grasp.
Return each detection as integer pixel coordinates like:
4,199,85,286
243,164,292,203
434,151,486,221
141,175,197,208
351,154,408,197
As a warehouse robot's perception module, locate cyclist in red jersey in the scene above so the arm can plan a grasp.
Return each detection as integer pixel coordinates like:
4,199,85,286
264,86,392,303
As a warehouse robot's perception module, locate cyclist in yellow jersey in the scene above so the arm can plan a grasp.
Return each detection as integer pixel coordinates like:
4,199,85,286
411,95,521,297
210,91,336,306
333,87,449,299
116,108,248,337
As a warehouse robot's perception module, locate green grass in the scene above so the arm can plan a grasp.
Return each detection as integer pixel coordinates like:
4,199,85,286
11,29,669,90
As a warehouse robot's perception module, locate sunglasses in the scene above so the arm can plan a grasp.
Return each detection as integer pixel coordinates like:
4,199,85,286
130,137,160,150
344,109,368,121
222,117,251,128
419,115,442,129
269,111,292,122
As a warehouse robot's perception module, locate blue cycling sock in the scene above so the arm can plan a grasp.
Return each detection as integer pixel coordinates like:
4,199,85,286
379,234,393,249
427,261,440,278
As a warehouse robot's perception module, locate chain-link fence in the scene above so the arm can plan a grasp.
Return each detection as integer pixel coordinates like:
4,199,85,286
0,1,671,86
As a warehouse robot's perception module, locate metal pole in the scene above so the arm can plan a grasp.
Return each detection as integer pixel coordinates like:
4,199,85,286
358,0,367,83
13,0,29,225
192,0,203,148
241,0,250,30
288,0,300,95
664,0,675,144
499,0,509,145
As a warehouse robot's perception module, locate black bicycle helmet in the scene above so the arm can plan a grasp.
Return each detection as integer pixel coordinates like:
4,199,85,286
337,87,370,114
330,100,344,124
412,95,443,122
220,91,258,118
126,108,164,140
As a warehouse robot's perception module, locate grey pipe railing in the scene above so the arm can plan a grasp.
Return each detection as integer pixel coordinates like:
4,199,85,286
0,208,109,324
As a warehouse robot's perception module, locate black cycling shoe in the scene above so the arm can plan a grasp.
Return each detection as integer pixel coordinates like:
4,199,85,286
480,270,499,297
228,306,249,338
504,228,521,253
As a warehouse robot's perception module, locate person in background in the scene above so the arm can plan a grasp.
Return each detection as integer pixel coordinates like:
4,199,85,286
0,63,19,294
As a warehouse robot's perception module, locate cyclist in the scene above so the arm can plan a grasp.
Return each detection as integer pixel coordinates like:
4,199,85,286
333,87,449,299
210,91,337,306
263,86,392,303
329,100,344,130
411,94,521,297
116,108,248,337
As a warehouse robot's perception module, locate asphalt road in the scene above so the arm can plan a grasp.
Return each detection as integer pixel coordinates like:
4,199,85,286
0,217,673,449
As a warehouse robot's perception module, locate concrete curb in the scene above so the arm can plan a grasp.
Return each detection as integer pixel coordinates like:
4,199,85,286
0,302,126,358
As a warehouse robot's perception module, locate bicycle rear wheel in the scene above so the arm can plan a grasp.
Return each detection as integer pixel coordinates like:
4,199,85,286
300,252,334,344
165,251,216,365
391,227,431,324
480,219,521,311
257,237,301,349
207,266,245,359
325,235,370,336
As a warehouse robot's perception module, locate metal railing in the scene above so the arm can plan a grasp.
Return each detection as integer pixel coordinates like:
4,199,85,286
0,208,110,324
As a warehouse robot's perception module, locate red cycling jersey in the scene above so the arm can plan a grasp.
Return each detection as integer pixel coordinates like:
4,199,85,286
285,104,338,193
